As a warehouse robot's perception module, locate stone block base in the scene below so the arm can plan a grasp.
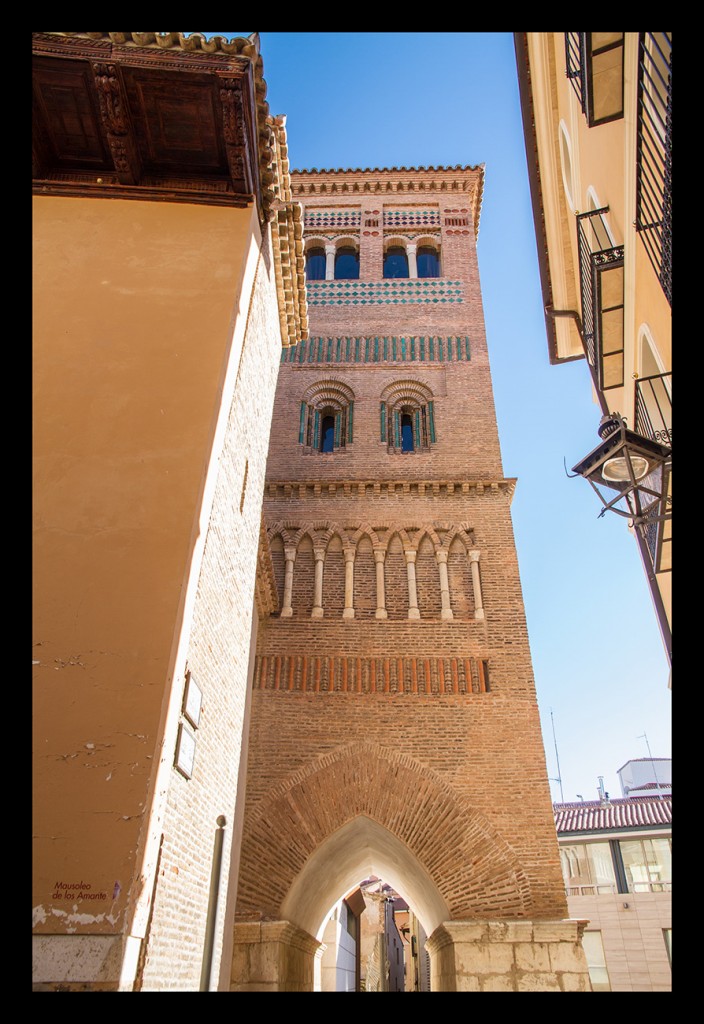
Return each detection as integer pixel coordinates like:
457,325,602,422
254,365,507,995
231,920,322,992
426,919,592,992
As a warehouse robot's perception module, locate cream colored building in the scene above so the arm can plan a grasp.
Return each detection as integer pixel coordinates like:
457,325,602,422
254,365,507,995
515,34,672,674
555,787,672,992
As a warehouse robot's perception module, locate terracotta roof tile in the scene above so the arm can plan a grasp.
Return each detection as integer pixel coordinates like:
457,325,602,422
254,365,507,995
554,795,672,834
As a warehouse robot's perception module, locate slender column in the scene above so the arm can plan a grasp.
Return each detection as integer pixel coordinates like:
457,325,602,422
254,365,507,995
325,243,336,281
468,549,484,621
374,549,387,619
407,241,418,279
343,549,355,619
281,546,296,618
405,550,421,620
436,549,454,620
311,548,325,618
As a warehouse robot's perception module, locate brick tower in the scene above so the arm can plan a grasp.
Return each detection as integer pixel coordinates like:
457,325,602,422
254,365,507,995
232,166,591,992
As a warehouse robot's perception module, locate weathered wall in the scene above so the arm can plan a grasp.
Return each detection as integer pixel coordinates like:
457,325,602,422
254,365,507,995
32,194,261,987
136,234,284,990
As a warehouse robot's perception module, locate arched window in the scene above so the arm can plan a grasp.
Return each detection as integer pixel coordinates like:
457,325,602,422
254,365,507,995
334,247,360,280
384,246,409,279
299,380,355,454
417,246,440,278
380,380,436,453
305,246,326,281
401,411,415,451
320,413,335,452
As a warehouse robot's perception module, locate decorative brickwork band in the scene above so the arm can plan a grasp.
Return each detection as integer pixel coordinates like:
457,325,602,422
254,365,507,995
306,280,463,306
267,521,484,621
254,654,491,695
281,334,471,365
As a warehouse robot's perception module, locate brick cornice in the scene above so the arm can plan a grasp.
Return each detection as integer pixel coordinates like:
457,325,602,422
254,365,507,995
291,165,484,238
265,478,517,500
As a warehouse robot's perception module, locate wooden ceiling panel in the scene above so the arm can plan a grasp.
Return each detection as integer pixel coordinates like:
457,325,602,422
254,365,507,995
33,58,112,170
32,34,264,209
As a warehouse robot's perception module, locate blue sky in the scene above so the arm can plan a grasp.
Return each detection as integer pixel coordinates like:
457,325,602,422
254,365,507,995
205,32,671,802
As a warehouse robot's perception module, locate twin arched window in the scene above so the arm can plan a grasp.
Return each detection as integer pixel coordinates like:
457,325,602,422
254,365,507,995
308,241,440,280
383,243,441,279
305,244,360,281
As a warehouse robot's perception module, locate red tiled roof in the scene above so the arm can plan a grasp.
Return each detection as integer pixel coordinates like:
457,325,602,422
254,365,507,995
554,795,672,834
627,781,672,792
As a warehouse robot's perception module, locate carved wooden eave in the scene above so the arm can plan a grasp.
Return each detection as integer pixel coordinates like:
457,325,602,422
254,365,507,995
267,116,309,347
264,478,518,502
255,520,280,618
290,165,485,239
32,32,281,220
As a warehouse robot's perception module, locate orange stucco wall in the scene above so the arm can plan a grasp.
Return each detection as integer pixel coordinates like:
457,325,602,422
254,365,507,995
32,195,258,935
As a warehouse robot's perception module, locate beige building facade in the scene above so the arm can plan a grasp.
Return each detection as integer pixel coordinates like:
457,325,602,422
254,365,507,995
32,31,306,991
515,33,672,674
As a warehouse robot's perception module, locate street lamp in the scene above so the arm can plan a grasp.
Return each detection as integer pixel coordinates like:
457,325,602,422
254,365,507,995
570,412,672,665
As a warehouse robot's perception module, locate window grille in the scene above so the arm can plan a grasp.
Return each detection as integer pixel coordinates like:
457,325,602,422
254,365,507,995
636,32,672,306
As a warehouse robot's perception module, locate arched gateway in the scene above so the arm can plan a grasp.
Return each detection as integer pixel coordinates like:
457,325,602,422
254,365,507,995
231,166,591,992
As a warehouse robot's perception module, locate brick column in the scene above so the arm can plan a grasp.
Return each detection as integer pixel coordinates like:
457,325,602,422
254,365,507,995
312,548,325,618
374,549,388,619
343,549,355,619
435,549,454,620
405,550,420,620
281,546,296,618
468,549,485,621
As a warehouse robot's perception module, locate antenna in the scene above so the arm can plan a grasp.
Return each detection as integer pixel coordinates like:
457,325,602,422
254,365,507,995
637,732,664,798
549,708,564,802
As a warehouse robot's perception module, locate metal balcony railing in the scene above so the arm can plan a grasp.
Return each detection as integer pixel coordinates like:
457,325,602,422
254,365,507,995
576,207,625,393
636,32,672,307
565,33,625,126
634,369,672,574
635,371,672,447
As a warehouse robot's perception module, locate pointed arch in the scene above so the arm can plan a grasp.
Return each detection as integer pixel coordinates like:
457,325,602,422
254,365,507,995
440,523,475,554
416,532,442,618
235,742,533,938
350,522,381,550
407,524,442,553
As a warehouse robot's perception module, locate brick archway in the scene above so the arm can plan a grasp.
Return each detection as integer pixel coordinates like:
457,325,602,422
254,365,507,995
235,741,532,935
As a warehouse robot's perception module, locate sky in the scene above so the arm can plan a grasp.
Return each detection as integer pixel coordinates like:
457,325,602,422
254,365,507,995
204,31,671,803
